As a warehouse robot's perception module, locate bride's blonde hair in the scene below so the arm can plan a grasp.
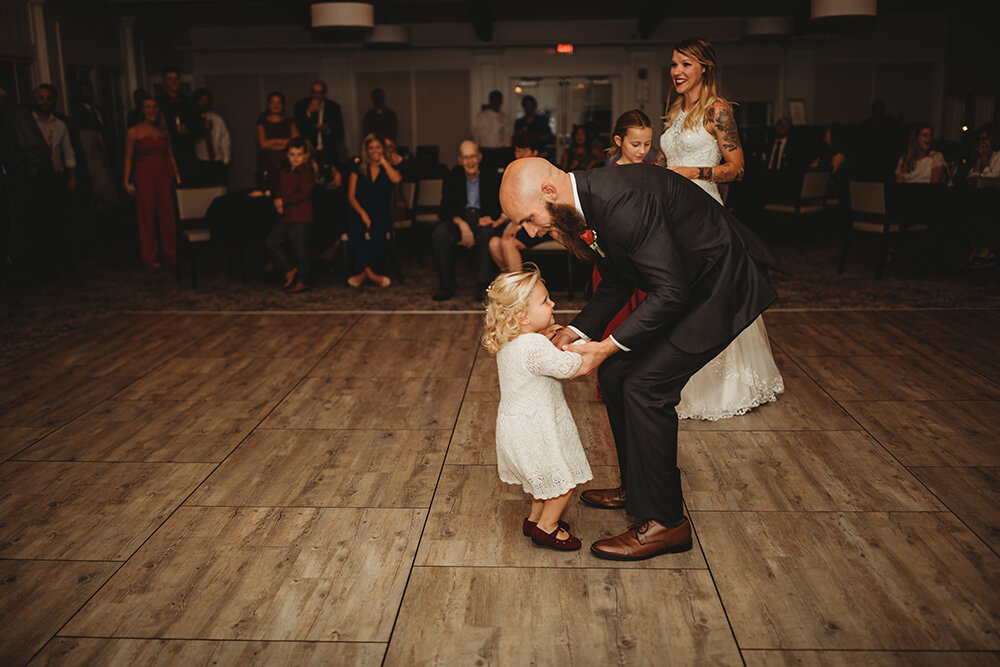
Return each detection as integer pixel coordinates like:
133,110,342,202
482,264,543,354
663,37,728,133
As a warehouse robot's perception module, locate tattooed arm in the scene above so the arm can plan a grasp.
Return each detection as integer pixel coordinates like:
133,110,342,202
703,102,745,183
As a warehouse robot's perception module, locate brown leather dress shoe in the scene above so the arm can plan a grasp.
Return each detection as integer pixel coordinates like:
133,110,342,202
530,524,582,551
590,518,692,561
522,517,570,537
580,486,627,509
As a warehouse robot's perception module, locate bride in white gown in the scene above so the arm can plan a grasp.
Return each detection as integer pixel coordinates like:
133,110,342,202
658,37,784,420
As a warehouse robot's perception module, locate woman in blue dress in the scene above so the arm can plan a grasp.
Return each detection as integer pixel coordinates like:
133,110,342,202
347,133,401,287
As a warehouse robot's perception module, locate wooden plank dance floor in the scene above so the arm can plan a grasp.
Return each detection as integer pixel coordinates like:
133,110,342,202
1,310,999,665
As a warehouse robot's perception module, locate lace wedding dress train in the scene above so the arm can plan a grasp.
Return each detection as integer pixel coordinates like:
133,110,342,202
661,107,784,420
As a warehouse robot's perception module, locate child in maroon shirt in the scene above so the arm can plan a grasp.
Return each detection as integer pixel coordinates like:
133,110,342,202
267,137,316,292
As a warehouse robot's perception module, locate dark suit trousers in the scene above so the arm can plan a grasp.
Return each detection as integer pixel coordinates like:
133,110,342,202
597,335,728,524
432,208,497,290
266,220,312,282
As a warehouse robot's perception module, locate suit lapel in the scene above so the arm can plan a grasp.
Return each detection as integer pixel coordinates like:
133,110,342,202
574,170,637,284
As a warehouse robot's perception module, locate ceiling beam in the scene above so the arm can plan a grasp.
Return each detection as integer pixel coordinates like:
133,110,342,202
637,0,670,39
465,0,493,42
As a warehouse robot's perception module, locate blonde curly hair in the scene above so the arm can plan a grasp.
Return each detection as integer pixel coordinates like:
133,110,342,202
481,264,543,354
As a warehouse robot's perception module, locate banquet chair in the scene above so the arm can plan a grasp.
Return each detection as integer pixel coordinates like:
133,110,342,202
175,185,226,287
838,180,928,279
763,170,829,214
413,178,444,226
523,239,575,299
411,178,444,264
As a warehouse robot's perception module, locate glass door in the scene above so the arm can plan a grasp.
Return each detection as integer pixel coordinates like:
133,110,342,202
511,76,615,165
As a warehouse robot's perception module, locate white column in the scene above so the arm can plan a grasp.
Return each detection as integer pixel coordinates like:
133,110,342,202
52,18,68,113
28,0,51,87
783,46,815,122
120,17,139,98
409,69,418,147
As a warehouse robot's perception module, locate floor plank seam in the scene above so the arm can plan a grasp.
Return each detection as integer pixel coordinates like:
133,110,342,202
410,564,711,571
709,341,1000,562
52,635,388,645
683,509,957,513
21,313,365,666
376,338,483,667
179,504,434,510
0,557,123,564
780,348,1000,559
2,315,236,465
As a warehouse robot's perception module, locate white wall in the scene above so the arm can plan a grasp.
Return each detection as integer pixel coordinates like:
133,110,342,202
170,14,950,187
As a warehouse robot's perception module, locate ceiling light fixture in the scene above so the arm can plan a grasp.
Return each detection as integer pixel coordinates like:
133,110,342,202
311,2,374,29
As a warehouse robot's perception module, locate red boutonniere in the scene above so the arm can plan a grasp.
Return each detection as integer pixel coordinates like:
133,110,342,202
580,228,606,258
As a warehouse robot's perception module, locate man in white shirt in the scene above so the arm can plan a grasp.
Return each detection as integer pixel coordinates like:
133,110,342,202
193,88,231,186
32,84,76,192
473,90,513,174
32,83,77,268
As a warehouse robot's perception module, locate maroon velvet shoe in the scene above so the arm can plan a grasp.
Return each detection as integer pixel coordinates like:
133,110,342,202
530,523,582,551
522,517,570,537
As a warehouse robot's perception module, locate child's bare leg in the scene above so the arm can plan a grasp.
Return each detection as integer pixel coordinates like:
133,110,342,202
528,497,544,523
537,489,573,538
501,237,525,272
489,236,506,271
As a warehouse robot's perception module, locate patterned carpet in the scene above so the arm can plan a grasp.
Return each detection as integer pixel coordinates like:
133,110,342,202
3,239,998,365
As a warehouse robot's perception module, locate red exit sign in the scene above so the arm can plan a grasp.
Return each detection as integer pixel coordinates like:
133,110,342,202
556,43,574,54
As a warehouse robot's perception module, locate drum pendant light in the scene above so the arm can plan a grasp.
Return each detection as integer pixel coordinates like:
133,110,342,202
311,2,375,29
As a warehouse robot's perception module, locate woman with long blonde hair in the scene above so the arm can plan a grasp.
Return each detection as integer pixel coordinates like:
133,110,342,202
655,37,784,421
346,133,401,287
656,37,745,195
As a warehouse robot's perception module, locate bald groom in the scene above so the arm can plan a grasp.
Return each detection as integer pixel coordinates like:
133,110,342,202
499,158,782,560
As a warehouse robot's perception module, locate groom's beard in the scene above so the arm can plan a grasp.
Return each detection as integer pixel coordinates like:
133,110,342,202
544,202,597,262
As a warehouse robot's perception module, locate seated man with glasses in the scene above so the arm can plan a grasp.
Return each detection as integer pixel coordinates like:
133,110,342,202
432,139,506,301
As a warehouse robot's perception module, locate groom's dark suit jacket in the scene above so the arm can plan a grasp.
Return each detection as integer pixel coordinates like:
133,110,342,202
570,163,782,355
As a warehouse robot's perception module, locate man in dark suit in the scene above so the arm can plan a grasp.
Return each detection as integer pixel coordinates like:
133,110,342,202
762,116,800,201
293,80,345,168
500,158,782,560
155,68,203,183
432,139,506,301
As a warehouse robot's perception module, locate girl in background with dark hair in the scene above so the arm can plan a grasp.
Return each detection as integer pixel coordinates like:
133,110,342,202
560,125,603,171
589,110,656,398
608,109,654,165
267,137,317,293
257,91,299,191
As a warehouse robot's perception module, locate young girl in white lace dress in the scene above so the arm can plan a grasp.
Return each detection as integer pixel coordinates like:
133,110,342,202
482,265,593,551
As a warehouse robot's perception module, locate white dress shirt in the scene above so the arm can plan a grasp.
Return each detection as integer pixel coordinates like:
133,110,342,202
565,172,631,352
473,108,513,149
969,151,1000,178
767,137,787,171
894,151,946,184
33,112,76,173
195,110,232,164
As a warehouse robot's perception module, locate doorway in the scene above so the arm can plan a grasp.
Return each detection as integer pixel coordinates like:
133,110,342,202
510,76,615,164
